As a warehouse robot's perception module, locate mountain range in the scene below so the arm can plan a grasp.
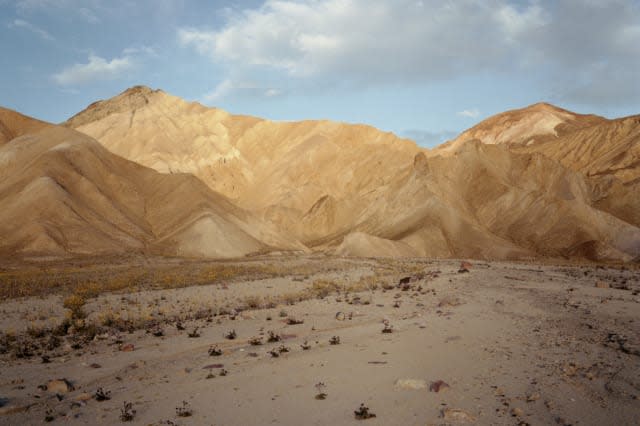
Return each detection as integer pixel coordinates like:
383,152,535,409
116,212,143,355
1,86,638,261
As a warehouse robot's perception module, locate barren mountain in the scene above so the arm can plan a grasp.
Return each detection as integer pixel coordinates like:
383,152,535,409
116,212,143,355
0,110,302,258
434,102,607,155
440,102,640,230
62,87,640,261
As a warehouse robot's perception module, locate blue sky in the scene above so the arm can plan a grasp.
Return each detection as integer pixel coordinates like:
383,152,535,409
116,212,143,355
1,0,639,147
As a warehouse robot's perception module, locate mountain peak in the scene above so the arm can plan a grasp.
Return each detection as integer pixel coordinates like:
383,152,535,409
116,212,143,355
64,85,166,128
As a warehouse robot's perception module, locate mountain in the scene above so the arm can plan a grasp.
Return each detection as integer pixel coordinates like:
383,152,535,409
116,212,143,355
0,109,302,258
61,87,640,261
434,102,607,155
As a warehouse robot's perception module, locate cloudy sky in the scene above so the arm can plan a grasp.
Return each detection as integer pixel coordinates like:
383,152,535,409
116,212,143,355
1,0,639,147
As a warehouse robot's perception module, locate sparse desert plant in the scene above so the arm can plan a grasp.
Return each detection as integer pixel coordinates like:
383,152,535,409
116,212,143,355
244,295,262,309
208,345,222,356
268,349,280,358
329,336,341,345
382,321,393,334
354,403,376,420
219,369,228,376
279,309,288,318
267,331,281,342
286,317,304,325
119,401,136,422
315,382,327,400
176,401,192,417
249,336,263,346
309,280,341,299
300,340,311,350
206,371,215,379
94,387,111,401
176,321,185,331
188,328,200,338
278,344,290,353
224,330,236,340
44,406,55,422
150,325,164,337
63,293,86,320
393,300,401,308
26,324,47,339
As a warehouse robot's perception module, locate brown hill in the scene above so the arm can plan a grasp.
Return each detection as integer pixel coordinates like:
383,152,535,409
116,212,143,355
0,110,302,258
435,102,606,155
62,87,640,261
0,107,51,145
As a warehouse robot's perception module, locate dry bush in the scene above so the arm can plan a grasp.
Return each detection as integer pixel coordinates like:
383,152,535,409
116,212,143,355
308,279,342,299
243,295,262,309
63,294,87,320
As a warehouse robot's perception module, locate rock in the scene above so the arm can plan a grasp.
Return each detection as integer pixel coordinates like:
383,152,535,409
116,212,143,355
74,393,92,402
120,343,135,352
511,407,524,417
45,379,74,394
394,379,426,390
526,392,540,402
438,296,462,308
429,380,450,392
441,408,476,423
595,281,610,289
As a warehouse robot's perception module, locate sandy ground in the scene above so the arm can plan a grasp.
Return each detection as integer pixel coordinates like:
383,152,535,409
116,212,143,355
0,257,639,425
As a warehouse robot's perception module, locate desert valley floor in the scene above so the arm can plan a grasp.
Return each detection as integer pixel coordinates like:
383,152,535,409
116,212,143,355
0,256,638,425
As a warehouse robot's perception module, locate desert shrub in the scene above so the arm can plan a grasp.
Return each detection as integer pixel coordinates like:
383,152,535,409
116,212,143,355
63,294,86,320
309,280,341,299
244,295,262,309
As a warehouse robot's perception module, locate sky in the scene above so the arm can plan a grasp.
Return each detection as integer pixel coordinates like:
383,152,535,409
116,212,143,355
1,0,639,147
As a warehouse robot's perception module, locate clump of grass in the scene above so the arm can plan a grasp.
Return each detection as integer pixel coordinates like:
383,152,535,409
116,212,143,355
329,336,341,345
354,403,376,419
249,336,263,346
267,331,281,343
315,382,327,400
244,295,262,309
208,345,222,356
63,293,86,320
188,328,200,338
308,280,341,299
94,387,111,401
119,401,136,422
224,330,236,340
176,401,192,417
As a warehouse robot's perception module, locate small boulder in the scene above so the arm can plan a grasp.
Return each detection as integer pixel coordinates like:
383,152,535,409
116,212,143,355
441,408,476,423
119,343,135,352
394,379,426,390
45,379,74,394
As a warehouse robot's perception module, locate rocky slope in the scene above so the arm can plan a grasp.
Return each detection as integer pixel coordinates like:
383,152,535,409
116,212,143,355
59,87,640,261
0,110,302,258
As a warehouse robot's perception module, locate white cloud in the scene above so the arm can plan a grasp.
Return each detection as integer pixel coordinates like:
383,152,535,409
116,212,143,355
202,79,282,102
52,54,133,86
8,18,54,41
457,109,480,119
178,0,542,81
179,0,640,106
